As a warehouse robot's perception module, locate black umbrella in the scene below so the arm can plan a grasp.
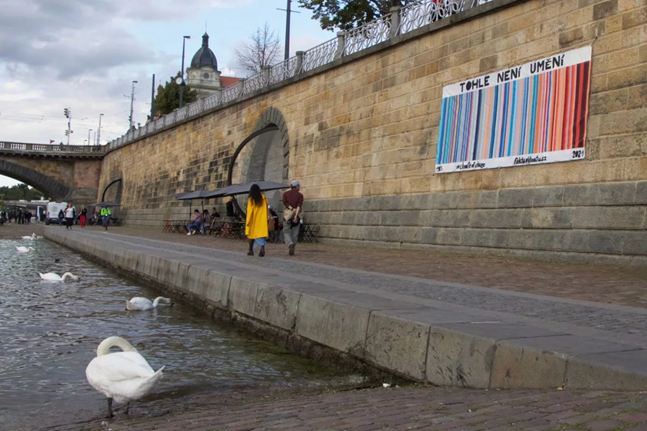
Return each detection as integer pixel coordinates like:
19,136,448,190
176,190,217,216
218,180,289,196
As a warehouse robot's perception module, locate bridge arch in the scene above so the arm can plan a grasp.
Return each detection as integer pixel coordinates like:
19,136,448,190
0,159,70,200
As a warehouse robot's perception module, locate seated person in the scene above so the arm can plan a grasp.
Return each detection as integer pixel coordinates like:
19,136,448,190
201,210,210,234
268,205,279,232
187,209,202,235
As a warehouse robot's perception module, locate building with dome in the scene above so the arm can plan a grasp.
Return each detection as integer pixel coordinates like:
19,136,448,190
186,33,239,99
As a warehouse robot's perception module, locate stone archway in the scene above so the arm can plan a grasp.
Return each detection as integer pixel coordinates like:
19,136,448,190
101,177,123,203
228,107,290,210
0,159,70,200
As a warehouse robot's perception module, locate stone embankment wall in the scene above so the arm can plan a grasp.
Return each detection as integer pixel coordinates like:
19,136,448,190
100,0,647,263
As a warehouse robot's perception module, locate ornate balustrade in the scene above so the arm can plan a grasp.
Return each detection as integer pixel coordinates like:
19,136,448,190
105,0,496,152
0,141,104,156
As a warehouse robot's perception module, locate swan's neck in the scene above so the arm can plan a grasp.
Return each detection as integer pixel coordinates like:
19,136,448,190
61,272,74,280
152,297,167,307
96,336,139,356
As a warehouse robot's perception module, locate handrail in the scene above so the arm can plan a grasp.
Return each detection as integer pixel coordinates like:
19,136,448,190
0,141,104,154
105,0,495,152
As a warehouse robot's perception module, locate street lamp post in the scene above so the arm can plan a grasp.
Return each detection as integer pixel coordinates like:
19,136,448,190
179,35,191,109
87,129,92,146
128,81,137,130
96,113,103,145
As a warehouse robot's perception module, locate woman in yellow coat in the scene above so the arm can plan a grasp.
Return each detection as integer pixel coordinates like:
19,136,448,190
245,184,269,257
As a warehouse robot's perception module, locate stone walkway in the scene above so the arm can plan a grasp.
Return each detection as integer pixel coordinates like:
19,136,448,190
41,227,647,430
72,227,647,348
79,225,647,308
47,385,647,431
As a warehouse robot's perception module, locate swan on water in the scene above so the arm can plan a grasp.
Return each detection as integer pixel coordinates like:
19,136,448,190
86,336,165,418
38,272,79,282
126,297,173,311
16,246,35,253
22,233,36,240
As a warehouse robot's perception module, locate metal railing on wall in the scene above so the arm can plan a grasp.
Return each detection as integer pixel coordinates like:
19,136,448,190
0,141,104,154
106,0,493,152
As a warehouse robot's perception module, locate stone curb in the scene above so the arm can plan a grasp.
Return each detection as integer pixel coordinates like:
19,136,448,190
45,229,647,391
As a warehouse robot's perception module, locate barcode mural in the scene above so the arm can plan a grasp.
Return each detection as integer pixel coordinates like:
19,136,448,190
436,46,592,174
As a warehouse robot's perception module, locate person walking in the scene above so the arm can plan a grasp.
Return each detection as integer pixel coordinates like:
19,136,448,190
80,207,87,228
245,184,269,257
58,209,64,226
100,206,111,230
281,180,304,256
64,203,74,229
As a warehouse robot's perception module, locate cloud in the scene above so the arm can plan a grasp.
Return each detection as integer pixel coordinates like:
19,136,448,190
0,1,161,78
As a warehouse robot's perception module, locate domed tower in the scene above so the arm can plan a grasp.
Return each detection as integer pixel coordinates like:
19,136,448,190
186,33,221,99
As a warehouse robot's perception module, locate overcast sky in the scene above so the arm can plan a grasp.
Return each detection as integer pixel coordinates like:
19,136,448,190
0,0,331,187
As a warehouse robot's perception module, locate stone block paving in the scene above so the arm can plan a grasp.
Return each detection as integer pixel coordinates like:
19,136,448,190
80,228,647,340
45,385,647,431
84,226,647,308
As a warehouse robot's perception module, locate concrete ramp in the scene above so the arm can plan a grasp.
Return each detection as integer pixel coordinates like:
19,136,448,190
45,228,647,391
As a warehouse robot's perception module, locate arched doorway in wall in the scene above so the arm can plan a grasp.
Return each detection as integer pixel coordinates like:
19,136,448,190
101,177,123,203
228,107,290,213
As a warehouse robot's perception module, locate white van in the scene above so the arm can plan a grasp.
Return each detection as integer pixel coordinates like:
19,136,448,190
45,202,67,225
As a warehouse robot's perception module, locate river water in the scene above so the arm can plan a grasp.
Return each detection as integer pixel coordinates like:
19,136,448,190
0,238,354,429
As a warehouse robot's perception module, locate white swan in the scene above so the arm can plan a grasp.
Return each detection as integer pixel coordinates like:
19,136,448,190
22,233,36,240
125,297,173,311
38,272,79,282
86,336,165,418
16,246,35,253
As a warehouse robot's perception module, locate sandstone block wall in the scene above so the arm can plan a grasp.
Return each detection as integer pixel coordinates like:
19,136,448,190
100,0,647,262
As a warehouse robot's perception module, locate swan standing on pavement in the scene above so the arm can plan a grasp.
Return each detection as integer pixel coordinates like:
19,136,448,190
86,336,165,418
126,297,173,311
38,272,79,282
16,246,35,253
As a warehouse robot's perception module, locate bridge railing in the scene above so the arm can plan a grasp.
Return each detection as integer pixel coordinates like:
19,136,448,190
106,0,495,152
0,141,104,154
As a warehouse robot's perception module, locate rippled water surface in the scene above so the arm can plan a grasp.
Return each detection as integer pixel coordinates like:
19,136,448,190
0,238,349,429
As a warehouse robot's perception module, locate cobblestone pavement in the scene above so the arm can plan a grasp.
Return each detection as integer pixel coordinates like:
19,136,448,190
46,384,647,431
79,226,647,308
76,227,647,344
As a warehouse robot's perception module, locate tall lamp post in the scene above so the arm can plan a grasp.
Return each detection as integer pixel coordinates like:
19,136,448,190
87,129,92,146
128,81,137,130
179,35,191,109
96,113,103,145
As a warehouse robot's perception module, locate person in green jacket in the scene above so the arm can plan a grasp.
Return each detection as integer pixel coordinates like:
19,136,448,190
100,206,111,230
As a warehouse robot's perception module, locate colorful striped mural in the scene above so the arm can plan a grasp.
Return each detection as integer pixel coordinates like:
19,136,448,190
436,47,592,174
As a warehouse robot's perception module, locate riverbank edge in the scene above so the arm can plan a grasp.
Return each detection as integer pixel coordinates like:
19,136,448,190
45,230,405,385
45,229,647,391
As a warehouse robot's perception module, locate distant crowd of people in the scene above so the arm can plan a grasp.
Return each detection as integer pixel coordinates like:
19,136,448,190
0,209,36,225
53,205,114,230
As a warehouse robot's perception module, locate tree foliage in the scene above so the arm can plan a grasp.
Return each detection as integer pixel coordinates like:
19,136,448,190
234,23,282,76
297,0,417,31
152,73,198,115
0,183,44,201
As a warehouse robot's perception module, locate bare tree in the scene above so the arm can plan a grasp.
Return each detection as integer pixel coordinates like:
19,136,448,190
234,23,282,76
